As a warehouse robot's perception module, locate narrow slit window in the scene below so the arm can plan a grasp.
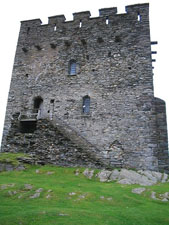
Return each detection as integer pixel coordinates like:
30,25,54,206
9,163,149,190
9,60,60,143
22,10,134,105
137,13,141,21
106,17,109,25
83,96,90,114
54,24,57,31
79,20,82,28
69,60,76,75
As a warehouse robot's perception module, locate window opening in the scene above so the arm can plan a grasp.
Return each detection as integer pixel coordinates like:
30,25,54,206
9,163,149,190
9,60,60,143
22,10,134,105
97,37,104,43
54,24,57,31
106,17,109,25
27,27,30,34
83,96,90,114
20,121,37,133
137,13,141,21
33,97,43,119
50,43,56,49
69,60,76,75
115,36,121,43
79,20,82,28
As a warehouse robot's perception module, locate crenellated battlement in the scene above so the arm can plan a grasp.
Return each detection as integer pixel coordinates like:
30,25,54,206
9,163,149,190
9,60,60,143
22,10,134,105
20,3,149,29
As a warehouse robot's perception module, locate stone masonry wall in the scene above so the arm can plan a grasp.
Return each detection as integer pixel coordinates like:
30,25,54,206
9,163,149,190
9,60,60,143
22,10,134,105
1,4,168,172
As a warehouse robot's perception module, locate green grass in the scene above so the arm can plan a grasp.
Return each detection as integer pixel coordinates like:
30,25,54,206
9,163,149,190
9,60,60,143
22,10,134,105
0,152,28,166
0,163,169,225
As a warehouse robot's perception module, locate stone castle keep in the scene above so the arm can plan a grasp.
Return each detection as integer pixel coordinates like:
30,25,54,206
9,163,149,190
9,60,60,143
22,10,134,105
1,3,168,172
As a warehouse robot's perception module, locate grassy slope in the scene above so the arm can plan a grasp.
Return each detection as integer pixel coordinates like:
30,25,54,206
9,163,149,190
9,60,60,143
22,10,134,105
0,160,169,224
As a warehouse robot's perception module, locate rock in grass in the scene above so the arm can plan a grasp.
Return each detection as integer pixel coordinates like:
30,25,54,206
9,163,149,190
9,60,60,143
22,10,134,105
83,169,94,179
161,173,168,183
117,169,156,186
1,184,15,189
35,169,40,174
151,191,157,200
8,190,17,196
58,213,69,216
75,169,79,176
97,170,112,182
100,196,105,199
46,194,51,199
24,184,33,190
69,192,76,196
132,188,146,194
46,171,54,175
35,188,43,193
30,192,40,199
162,198,168,202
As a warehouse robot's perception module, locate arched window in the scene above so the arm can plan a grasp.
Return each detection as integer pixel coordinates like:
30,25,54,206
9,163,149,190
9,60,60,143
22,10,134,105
83,96,90,113
69,60,76,75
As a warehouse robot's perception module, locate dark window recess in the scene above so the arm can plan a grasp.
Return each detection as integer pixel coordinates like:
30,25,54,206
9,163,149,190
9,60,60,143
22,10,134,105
81,39,87,45
108,52,111,57
50,99,54,103
27,27,30,34
50,43,57,49
83,96,90,113
26,74,29,77
97,37,104,43
65,41,71,47
115,36,121,43
69,60,76,75
86,55,89,60
22,47,28,53
35,45,42,50
33,96,43,112
20,121,37,133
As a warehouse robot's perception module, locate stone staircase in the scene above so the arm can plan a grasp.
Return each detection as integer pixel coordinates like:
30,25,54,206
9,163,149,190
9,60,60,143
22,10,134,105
50,116,105,167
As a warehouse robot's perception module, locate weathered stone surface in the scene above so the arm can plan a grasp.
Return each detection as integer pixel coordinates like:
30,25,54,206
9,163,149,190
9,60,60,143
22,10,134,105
35,188,43,193
94,168,168,186
8,190,17,196
132,188,146,194
24,184,33,190
97,170,112,182
1,183,15,189
109,169,120,181
69,192,76,196
1,4,168,172
117,169,156,186
46,171,54,175
151,191,157,200
161,173,168,183
30,192,40,199
83,169,94,179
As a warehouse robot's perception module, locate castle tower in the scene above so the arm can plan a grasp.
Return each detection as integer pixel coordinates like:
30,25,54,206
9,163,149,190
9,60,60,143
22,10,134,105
1,4,168,171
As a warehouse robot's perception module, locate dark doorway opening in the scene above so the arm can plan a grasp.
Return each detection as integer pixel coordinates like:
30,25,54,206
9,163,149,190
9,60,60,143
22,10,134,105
20,121,37,133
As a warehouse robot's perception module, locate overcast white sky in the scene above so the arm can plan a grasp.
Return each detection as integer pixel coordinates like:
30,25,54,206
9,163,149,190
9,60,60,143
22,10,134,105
0,0,168,144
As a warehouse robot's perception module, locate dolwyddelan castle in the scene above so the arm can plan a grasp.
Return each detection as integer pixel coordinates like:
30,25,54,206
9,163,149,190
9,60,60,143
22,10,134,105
1,3,169,172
